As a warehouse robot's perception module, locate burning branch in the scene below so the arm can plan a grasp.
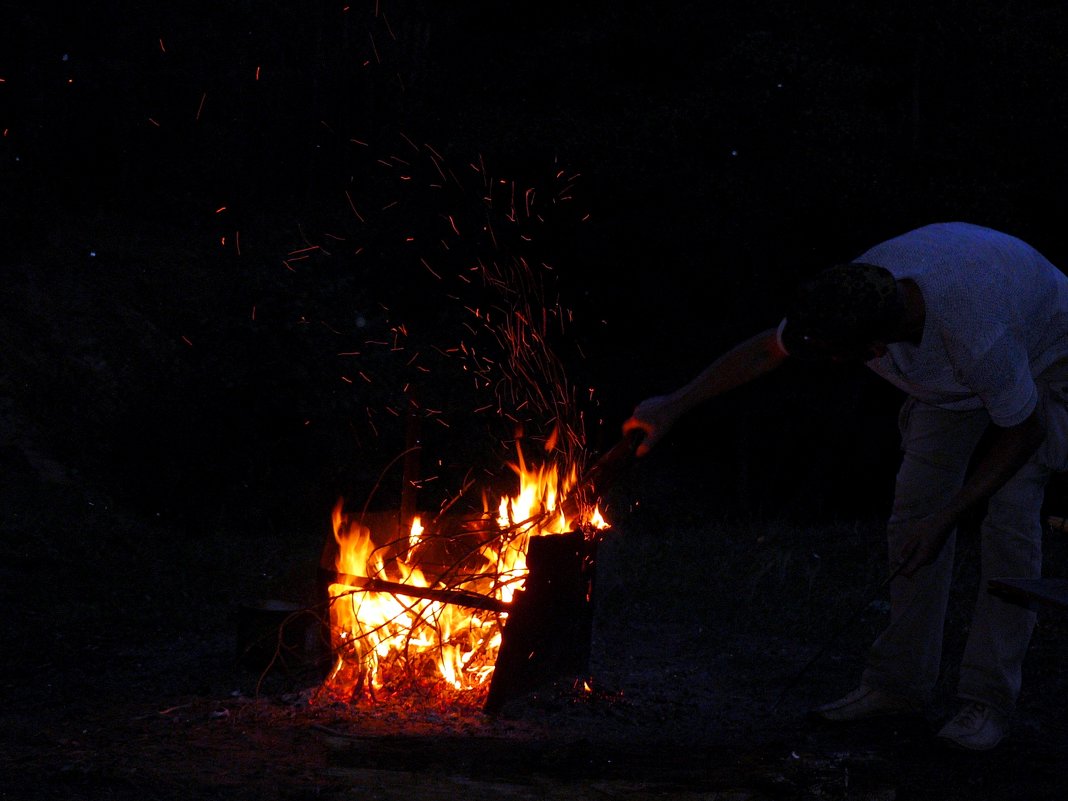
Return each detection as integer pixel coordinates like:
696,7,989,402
330,573,508,614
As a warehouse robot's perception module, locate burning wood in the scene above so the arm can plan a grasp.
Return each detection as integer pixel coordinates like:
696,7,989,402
290,152,632,712
312,437,627,711
329,573,509,614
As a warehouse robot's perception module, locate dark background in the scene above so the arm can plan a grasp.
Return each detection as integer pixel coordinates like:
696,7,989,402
6,4,1068,799
5,0,1068,546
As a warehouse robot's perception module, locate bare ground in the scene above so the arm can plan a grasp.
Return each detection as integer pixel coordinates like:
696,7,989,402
4,454,1068,801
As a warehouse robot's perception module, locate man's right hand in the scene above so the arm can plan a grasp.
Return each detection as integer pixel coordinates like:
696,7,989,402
622,394,681,458
620,327,789,459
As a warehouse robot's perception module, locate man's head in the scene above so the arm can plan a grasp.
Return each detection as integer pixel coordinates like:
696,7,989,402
778,262,903,362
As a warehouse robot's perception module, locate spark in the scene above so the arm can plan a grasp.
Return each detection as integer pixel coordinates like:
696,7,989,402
181,335,193,346
158,38,166,53
255,65,261,80
344,190,365,222
196,92,206,121
420,258,441,280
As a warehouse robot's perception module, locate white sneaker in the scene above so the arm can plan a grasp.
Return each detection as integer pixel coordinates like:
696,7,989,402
936,702,1009,751
811,685,924,722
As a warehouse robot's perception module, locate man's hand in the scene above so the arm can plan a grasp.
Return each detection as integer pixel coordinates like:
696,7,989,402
895,509,956,578
620,328,789,458
893,411,1045,579
622,395,681,458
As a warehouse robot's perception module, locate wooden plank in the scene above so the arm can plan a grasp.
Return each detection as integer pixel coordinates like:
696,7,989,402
987,578,1068,611
483,531,597,714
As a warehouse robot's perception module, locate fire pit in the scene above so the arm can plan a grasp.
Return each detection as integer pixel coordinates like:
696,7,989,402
317,515,601,713
311,436,636,713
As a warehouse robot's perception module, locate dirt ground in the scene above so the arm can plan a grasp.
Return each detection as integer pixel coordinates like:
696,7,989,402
4,454,1068,801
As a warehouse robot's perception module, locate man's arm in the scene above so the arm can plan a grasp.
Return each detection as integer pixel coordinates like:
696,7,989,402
623,327,789,456
897,409,1047,577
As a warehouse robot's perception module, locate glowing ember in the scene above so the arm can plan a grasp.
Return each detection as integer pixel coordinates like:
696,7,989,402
314,443,608,706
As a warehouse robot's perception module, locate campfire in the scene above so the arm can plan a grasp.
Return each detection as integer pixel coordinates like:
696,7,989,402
264,136,626,713
313,433,619,712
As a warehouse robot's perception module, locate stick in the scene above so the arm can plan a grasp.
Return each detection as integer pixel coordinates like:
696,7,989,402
557,429,643,521
329,573,509,614
771,561,907,711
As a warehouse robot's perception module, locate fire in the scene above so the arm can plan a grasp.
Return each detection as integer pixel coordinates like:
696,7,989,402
315,445,607,705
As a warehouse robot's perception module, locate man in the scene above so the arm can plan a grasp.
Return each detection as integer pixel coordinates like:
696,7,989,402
622,221,1068,751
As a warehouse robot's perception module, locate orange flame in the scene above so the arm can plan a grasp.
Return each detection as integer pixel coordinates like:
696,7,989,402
315,445,607,705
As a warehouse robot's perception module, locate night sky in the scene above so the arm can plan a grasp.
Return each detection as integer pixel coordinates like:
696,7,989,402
6,2,1068,529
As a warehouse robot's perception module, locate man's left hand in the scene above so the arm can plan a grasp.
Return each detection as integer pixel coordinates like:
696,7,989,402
896,511,956,578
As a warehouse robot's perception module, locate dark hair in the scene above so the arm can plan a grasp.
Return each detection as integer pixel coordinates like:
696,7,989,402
779,262,902,359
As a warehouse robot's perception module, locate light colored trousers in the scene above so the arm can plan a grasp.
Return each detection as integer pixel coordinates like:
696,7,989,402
861,363,1068,715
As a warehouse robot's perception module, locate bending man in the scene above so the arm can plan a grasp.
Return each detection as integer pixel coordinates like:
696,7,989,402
622,221,1068,751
